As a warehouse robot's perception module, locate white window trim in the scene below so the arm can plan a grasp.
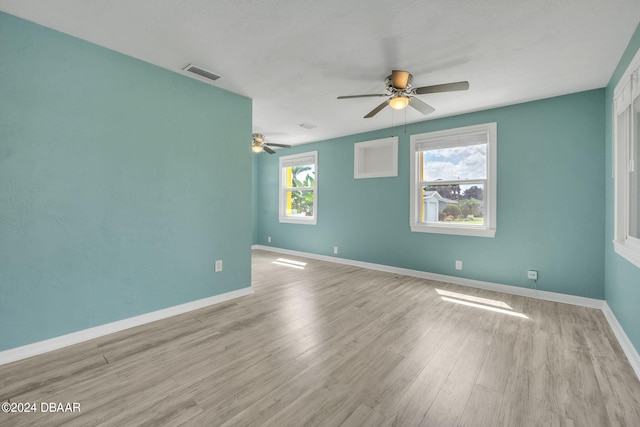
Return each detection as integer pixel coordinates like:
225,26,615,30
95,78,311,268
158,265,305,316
410,123,497,238
613,47,640,269
279,151,318,225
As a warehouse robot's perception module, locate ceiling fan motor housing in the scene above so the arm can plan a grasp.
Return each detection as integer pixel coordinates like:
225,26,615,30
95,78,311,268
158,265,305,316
386,71,413,92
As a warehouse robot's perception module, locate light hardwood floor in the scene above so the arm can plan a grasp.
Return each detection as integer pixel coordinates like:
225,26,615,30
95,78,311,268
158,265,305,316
2,249,640,426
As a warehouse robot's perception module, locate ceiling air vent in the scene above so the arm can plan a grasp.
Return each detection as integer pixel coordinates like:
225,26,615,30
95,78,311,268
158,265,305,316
298,123,317,130
182,64,222,83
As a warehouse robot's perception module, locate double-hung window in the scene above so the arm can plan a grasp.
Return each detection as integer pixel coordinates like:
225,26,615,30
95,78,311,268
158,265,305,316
279,151,318,225
613,47,640,268
410,123,497,237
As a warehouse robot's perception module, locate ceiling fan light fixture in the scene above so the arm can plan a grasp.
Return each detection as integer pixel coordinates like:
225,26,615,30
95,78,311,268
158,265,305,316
251,144,264,153
338,70,468,118
389,95,410,110
252,133,264,144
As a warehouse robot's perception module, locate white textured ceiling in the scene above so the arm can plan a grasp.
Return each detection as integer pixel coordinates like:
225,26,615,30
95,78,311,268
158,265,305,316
2,1,640,146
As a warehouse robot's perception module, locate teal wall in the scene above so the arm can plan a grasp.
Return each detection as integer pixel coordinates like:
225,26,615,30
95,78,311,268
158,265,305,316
0,13,252,351
257,90,605,299
252,155,259,245
605,22,640,353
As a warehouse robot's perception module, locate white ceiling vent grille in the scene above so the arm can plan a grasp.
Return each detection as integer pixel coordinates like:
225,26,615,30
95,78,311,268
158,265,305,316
182,64,222,83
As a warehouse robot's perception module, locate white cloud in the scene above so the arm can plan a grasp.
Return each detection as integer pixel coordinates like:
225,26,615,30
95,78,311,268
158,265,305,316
424,145,486,180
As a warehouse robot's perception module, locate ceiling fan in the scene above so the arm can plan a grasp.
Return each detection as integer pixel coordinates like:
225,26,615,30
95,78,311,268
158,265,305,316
251,133,291,154
337,70,469,118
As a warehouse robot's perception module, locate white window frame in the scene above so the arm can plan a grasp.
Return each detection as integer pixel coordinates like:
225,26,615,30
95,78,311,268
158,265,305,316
410,122,497,238
613,47,640,269
279,151,318,225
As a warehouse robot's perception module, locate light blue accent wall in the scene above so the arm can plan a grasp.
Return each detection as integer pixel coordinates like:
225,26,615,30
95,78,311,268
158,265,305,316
252,155,259,245
605,22,640,354
0,13,252,351
257,90,605,299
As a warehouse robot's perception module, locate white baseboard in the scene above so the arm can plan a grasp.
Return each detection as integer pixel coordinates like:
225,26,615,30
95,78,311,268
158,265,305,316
0,287,254,366
253,245,603,309
602,302,640,380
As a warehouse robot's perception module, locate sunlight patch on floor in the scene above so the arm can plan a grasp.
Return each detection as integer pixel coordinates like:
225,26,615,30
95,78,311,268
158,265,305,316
435,288,512,309
272,258,307,269
439,295,528,319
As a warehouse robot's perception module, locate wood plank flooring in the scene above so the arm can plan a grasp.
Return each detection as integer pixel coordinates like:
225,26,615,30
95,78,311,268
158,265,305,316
2,249,640,426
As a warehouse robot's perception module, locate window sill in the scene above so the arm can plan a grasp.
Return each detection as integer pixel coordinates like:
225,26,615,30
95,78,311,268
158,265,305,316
613,240,640,269
279,216,317,225
410,224,496,238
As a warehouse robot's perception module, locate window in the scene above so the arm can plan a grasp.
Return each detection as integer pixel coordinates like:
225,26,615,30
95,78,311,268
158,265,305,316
410,123,497,237
279,151,318,224
613,47,640,268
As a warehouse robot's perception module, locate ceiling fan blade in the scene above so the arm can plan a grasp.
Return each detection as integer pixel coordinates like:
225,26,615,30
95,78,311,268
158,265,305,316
364,100,389,118
409,97,435,115
337,94,387,99
391,70,410,89
263,146,276,154
265,143,291,148
413,81,469,95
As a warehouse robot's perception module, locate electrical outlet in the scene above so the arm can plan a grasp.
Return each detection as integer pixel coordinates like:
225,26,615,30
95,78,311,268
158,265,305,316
215,260,223,272
333,246,339,254
527,270,538,280
455,260,462,270
267,236,271,243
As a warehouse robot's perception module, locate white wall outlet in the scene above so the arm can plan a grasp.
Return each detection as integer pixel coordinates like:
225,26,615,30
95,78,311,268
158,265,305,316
215,260,223,272
455,260,462,270
333,246,338,254
267,236,271,243
528,270,538,280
